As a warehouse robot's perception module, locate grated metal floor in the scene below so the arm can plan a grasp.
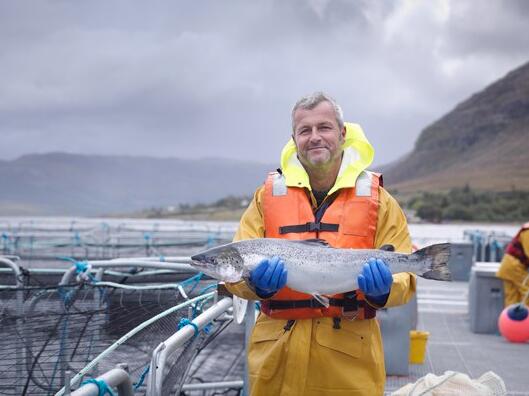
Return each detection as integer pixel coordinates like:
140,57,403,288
385,278,529,395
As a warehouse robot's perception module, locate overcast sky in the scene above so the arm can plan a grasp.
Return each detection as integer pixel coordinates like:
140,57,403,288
1,1,529,167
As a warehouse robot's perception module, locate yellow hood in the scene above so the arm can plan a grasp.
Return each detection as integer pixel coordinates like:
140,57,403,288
279,122,374,195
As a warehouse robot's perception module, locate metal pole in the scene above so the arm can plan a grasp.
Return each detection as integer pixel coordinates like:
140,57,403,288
181,380,244,391
0,257,23,395
0,257,23,286
64,371,72,396
243,300,256,396
84,260,194,271
58,260,195,288
71,367,134,396
91,268,105,378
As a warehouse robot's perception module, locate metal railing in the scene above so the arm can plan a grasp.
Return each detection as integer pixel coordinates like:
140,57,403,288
55,291,217,396
66,295,250,396
146,297,234,395
1,218,237,260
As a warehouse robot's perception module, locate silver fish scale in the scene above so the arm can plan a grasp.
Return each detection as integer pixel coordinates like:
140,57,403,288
234,238,424,295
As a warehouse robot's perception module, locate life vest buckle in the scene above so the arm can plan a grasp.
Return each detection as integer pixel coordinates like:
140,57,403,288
308,222,320,232
342,309,360,320
342,291,360,319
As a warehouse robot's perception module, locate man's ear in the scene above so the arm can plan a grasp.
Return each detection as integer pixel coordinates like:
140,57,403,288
340,126,346,142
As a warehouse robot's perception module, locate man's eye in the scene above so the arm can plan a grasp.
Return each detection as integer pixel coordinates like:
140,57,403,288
298,129,310,135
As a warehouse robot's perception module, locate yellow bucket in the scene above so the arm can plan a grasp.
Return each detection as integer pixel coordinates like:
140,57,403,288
409,330,429,364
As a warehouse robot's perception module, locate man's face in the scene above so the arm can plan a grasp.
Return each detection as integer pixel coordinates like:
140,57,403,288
292,101,346,170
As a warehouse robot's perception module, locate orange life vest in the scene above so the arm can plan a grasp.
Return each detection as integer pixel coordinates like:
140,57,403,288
505,222,529,268
261,170,381,320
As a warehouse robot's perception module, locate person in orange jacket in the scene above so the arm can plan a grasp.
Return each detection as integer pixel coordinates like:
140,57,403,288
496,223,529,307
226,92,416,396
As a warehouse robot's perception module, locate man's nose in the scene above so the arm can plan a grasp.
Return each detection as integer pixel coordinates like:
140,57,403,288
309,127,322,141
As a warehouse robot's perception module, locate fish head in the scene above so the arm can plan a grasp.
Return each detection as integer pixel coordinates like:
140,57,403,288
191,244,245,283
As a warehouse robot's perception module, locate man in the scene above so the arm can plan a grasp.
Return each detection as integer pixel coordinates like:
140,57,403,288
226,92,416,395
496,223,529,307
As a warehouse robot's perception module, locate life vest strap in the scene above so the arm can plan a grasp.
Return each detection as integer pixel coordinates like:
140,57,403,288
267,297,359,310
279,221,339,234
266,297,376,319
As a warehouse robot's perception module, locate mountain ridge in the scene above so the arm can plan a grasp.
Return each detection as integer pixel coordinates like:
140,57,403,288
383,60,529,192
0,152,274,216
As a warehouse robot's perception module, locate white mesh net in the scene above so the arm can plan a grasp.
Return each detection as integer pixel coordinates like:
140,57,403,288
392,370,507,396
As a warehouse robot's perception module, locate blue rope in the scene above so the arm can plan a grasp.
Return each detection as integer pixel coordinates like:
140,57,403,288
2,233,12,253
48,314,70,392
187,272,204,294
180,272,203,287
80,378,115,396
178,318,199,337
75,261,97,282
179,272,204,295
74,232,81,246
198,283,218,295
192,299,206,317
203,322,213,334
133,365,150,390
58,286,75,307
57,256,78,264
75,261,89,273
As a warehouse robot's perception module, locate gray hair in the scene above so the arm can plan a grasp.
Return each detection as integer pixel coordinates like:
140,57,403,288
291,92,344,132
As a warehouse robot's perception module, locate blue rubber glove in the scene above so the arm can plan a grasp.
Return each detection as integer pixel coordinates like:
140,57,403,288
357,258,393,306
249,256,288,298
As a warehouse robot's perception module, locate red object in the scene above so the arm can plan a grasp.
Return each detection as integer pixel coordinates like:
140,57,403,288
498,304,529,343
504,222,529,268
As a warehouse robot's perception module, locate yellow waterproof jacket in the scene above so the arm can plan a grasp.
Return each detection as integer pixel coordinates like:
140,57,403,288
496,229,529,306
227,123,416,395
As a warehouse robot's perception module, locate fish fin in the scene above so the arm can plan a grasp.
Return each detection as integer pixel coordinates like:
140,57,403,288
312,293,329,308
292,239,330,247
411,243,452,281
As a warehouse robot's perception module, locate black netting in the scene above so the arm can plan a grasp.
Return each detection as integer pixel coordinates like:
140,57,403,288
0,219,241,396
0,280,227,395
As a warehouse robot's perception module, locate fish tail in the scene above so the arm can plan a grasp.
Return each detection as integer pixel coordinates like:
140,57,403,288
410,243,452,281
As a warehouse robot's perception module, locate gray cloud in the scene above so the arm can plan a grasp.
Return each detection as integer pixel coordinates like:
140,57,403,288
0,0,528,166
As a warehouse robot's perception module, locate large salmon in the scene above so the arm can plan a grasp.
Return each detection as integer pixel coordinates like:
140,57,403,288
190,238,451,297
